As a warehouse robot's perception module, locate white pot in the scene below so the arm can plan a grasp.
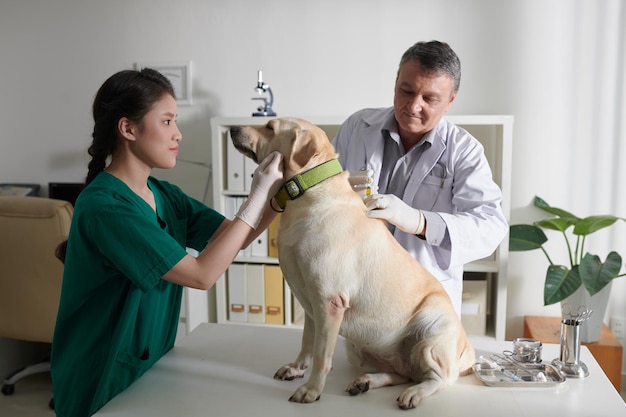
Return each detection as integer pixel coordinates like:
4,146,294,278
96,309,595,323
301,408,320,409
560,281,612,343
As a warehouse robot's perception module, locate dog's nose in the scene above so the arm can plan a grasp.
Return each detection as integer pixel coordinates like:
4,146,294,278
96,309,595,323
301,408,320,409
230,126,241,137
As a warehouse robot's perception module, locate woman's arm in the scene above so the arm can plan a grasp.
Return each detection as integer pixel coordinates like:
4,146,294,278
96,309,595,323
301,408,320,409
163,152,283,290
163,216,258,289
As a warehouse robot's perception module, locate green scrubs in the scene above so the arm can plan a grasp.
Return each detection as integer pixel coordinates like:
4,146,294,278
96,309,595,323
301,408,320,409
51,172,224,417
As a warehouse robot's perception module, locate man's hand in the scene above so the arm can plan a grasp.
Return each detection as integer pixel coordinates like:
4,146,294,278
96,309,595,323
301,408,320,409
364,194,425,235
347,170,378,198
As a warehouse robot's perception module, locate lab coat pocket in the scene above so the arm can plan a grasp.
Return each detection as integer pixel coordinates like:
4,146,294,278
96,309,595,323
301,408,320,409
416,174,453,211
421,174,451,187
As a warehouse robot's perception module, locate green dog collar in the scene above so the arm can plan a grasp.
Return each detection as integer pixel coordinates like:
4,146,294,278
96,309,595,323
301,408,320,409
274,159,343,210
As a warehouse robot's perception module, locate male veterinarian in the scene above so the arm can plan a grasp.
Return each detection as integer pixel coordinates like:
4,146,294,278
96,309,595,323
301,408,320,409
333,40,507,316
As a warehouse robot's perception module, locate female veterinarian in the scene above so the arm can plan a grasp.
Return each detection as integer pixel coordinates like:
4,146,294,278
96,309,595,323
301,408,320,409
50,68,283,417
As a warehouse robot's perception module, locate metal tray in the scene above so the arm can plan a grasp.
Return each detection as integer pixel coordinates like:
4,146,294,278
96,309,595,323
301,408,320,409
473,362,567,387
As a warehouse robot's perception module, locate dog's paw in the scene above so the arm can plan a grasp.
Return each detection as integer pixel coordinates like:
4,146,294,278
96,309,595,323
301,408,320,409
397,378,444,409
288,384,321,403
274,364,306,381
396,393,420,409
345,377,370,396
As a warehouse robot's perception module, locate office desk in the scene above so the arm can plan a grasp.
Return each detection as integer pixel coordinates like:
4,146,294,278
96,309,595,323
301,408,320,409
96,323,626,417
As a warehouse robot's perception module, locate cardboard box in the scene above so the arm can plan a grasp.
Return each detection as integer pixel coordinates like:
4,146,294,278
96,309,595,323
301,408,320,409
461,280,487,335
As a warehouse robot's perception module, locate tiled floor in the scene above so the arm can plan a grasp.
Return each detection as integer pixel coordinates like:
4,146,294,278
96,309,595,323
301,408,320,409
0,373,55,417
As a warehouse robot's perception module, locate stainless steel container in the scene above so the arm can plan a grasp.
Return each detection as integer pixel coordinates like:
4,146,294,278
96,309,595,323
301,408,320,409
513,337,542,363
551,318,589,378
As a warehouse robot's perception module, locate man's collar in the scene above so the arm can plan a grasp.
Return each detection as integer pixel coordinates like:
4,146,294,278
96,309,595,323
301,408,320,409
382,117,437,152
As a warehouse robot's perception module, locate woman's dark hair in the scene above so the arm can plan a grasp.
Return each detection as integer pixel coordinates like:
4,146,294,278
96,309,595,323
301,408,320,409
85,68,175,185
56,69,175,261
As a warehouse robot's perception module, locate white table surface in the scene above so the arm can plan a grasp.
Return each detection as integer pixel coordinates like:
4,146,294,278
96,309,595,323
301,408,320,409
95,323,625,417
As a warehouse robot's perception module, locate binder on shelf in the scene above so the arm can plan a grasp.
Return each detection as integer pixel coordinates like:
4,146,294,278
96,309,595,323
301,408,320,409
245,264,265,324
267,214,281,258
224,196,238,219
250,229,269,257
264,265,284,324
244,156,257,191
236,197,252,258
292,293,305,326
226,131,245,191
227,264,247,322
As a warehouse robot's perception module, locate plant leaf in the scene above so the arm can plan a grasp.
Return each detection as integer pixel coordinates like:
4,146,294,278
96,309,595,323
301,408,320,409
535,218,576,232
544,265,582,305
579,252,623,295
573,215,624,236
533,196,580,221
509,224,547,251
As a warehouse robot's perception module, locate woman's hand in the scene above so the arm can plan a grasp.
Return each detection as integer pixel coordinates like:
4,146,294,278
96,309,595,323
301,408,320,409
236,152,284,229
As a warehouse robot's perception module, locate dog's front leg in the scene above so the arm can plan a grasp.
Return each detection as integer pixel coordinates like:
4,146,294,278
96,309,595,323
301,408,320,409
289,293,347,403
274,312,315,381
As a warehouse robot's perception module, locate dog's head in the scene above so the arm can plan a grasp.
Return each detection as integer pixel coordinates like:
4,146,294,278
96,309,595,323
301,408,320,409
230,118,338,178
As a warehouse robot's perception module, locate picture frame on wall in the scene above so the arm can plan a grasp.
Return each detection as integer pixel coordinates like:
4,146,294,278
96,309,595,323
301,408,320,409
135,61,193,106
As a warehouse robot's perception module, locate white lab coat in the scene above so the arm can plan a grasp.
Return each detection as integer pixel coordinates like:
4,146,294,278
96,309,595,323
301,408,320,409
332,107,508,315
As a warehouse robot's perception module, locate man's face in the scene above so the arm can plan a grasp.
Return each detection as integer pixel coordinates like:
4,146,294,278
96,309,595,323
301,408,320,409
393,60,457,144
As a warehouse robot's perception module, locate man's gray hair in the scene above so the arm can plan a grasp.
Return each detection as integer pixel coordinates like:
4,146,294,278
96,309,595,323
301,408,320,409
398,40,461,93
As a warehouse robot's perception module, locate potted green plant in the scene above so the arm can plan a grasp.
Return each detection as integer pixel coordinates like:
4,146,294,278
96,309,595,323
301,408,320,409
509,196,625,342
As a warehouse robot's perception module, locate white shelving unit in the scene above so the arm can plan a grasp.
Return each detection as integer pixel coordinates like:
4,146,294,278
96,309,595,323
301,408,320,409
209,115,513,340
209,116,344,330
447,115,513,341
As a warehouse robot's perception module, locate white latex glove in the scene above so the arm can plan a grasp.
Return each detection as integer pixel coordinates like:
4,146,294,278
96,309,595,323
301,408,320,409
236,152,284,229
364,194,425,235
347,170,378,198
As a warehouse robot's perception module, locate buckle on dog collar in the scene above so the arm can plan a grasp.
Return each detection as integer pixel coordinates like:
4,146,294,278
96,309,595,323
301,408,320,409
285,178,304,199
273,159,343,210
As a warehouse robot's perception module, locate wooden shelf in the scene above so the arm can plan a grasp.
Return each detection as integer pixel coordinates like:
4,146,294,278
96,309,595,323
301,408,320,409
524,315,623,392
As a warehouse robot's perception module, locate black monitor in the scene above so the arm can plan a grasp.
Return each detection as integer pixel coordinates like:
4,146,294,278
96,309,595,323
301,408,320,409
48,182,84,206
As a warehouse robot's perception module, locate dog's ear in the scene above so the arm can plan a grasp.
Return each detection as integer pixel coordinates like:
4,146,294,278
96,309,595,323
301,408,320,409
287,129,319,172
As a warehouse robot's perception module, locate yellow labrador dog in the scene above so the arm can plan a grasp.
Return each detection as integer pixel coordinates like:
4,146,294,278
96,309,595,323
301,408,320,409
230,118,475,409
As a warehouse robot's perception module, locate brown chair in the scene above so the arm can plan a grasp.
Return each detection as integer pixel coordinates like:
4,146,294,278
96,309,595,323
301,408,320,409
0,196,72,409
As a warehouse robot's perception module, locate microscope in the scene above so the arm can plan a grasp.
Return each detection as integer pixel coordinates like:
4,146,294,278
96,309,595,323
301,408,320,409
251,70,276,117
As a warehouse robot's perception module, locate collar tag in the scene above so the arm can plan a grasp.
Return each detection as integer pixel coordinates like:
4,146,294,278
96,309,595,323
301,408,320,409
285,179,303,199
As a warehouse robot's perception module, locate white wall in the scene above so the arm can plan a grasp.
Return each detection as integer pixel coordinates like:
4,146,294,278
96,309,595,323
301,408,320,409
1,0,625,346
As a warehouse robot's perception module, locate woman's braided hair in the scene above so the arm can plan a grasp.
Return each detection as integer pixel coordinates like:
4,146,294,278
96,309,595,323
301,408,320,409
55,68,174,263
86,68,175,184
